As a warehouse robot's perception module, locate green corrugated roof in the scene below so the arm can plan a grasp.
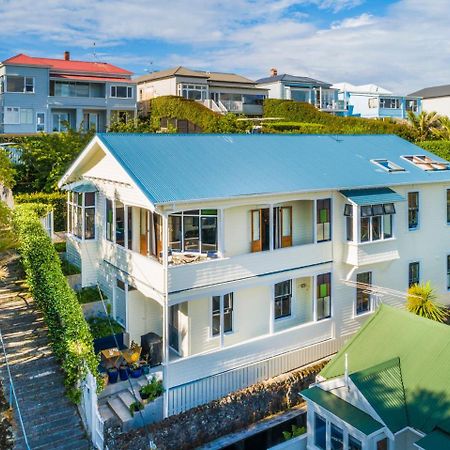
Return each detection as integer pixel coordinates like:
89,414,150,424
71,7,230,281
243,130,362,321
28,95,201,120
320,305,450,435
339,187,405,205
415,430,450,450
350,358,408,433
301,386,384,435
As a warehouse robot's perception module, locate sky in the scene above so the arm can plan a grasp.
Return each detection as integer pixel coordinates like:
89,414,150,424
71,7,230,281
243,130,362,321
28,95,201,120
0,0,448,94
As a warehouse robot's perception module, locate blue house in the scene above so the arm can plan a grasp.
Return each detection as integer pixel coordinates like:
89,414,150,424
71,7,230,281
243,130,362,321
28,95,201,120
256,69,346,114
333,82,422,119
0,52,136,134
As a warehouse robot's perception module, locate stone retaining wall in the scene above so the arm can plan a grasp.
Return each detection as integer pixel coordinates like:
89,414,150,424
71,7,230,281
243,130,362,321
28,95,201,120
106,360,327,450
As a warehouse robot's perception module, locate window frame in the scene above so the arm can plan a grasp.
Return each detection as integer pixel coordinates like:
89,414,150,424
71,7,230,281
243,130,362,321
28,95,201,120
211,292,233,337
110,85,134,99
316,198,332,243
408,261,420,288
355,203,395,243
36,112,45,132
447,255,450,291
5,75,35,93
316,272,331,321
447,189,450,225
67,191,96,240
274,279,292,320
355,271,372,316
408,192,419,230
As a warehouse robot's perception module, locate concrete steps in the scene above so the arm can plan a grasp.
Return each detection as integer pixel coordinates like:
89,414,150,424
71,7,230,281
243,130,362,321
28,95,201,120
0,252,90,450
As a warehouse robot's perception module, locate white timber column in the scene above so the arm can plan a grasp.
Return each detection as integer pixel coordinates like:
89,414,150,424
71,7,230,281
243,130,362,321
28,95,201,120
269,284,275,334
161,213,170,418
269,204,274,251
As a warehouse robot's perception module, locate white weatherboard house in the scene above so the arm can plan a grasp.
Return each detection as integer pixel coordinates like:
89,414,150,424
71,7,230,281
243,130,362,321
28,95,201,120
59,134,450,418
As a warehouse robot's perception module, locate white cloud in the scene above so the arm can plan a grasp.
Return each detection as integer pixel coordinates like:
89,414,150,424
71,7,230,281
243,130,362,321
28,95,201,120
1,0,449,93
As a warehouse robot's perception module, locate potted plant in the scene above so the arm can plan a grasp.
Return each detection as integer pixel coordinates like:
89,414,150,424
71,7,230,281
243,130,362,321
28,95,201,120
129,401,144,417
140,360,150,376
139,376,164,402
129,362,142,378
119,363,129,381
107,367,118,384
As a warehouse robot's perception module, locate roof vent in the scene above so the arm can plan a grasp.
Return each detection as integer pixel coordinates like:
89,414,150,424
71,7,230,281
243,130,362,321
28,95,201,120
64,51,70,61
270,68,278,77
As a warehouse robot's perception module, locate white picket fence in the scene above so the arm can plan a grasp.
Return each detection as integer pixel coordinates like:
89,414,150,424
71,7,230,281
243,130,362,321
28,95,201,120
40,209,54,238
80,372,105,450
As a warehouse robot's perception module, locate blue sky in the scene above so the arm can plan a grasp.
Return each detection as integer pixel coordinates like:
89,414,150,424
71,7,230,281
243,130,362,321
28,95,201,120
0,0,448,93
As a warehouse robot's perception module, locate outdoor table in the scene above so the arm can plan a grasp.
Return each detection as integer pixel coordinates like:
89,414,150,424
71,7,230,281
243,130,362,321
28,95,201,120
100,347,122,369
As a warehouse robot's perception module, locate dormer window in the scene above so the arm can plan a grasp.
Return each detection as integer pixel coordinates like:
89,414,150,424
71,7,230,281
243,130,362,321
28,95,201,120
372,159,405,172
403,155,449,171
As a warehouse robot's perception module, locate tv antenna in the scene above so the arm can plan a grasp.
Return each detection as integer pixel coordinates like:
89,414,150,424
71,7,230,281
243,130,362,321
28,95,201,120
145,61,154,73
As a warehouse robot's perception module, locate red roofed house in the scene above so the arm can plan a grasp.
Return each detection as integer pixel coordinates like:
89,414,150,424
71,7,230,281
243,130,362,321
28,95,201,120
0,51,136,134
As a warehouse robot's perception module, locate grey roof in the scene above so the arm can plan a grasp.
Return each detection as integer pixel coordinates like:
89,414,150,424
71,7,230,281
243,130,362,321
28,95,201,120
256,73,332,88
93,134,450,205
408,84,450,99
135,66,258,85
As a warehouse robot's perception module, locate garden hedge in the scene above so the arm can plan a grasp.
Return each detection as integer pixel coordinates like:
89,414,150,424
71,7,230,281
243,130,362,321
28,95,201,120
417,140,450,161
15,192,66,232
13,204,99,402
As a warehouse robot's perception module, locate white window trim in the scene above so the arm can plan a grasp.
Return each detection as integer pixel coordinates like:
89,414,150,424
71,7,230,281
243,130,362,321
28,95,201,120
4,107,20,125
407,191,420,231
354,271,374,318
36,112,46,132
110,85,134,99
5,75,35,94
209,292,234,344
358,205,396,243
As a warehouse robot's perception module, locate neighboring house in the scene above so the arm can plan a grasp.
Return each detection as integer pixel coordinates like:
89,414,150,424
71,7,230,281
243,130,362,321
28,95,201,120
0,52,136,134
256,69,345,114
301,305,450,450
333,82,422,119
58,133,450,419
409,85,450,117
135,66,268,115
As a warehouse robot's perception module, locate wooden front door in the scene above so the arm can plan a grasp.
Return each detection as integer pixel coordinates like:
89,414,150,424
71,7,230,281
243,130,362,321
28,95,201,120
251,208,270,252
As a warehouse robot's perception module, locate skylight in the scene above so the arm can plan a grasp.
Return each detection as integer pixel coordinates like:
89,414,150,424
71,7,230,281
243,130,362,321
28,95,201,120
372,159,406,172
403,155,449,171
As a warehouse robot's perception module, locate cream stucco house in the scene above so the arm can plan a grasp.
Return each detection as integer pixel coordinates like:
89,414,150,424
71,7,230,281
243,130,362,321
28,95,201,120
59,133,450,418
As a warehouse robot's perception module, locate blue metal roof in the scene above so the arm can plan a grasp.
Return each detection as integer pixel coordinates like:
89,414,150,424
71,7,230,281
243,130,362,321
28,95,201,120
340,187,405,205
96,133,450,205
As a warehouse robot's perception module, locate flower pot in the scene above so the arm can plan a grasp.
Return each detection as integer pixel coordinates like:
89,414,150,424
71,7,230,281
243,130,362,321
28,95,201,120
141,363,150,375
130,367,142,378
107,368,118,384
139,390,150,400
119,365,129,381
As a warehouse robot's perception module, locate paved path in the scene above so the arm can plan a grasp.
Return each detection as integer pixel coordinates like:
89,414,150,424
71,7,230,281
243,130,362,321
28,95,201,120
0,252,90,450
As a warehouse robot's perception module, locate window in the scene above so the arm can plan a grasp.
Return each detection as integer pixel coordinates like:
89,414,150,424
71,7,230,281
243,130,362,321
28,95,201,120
316,199,331,242
376,437,389,450
115,201,125,246
406,99,418,112
178,83,207,101
273,206,292,249
110,85,133,98
348,435,362,450
212,293,233,336
52,112,70,132
344,204,353,241
127,206,133,250
274,280,292,319
67,191,96,239
447,190,450,224
330,423,344,450
6,75,34,93
106,199,113,241
409,262,420,287
379,97,400,109
448,255,450,290
403,155,448,171
139,209,161,257
408,192,419,230
4,107,20,124
317,273,331,320
169,210,217,254
314,414,327,450
20,108,33,124
356,272,372,315
50,80,106,98
36,112,45,132
359,203,395,242
372,159,405,172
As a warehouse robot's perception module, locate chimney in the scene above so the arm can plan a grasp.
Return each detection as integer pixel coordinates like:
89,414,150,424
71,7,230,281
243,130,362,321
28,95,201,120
64,51,70,61
270,68,278,77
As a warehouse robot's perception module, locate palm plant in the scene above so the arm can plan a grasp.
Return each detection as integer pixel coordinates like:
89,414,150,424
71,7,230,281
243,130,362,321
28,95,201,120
433,115,450,140
407,110,441,141
406,281,449,323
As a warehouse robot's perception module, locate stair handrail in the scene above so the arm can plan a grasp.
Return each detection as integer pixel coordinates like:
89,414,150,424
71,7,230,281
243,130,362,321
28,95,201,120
0,324,31,450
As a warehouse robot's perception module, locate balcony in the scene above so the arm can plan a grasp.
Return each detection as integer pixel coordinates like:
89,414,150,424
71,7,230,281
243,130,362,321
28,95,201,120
168,241,332,294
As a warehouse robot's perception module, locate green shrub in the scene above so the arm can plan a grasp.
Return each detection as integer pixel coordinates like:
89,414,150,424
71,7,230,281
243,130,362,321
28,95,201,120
282,425,306,441
13,204,100,402
87,316,123,339
129,400,144,416
417,140,450,161
76,287,104,304
139,376,164,402
15,192,66,232
54,241,67,253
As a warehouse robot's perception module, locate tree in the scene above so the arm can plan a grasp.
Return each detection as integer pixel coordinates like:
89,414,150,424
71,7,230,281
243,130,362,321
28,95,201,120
433,115,450,140
14,127,95,193
406,282,448,323
407,110,441,141
0,147,16,252
0,147,15,189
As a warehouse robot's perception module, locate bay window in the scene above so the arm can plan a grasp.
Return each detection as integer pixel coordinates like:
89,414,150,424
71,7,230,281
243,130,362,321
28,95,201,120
353,203,395,243
67,190,96,240
168,210,217,254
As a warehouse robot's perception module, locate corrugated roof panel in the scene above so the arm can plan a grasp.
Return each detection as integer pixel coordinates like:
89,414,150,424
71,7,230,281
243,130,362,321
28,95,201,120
301,386,384,435
415,430,450,450
96,134,450,205
340,187,405,205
